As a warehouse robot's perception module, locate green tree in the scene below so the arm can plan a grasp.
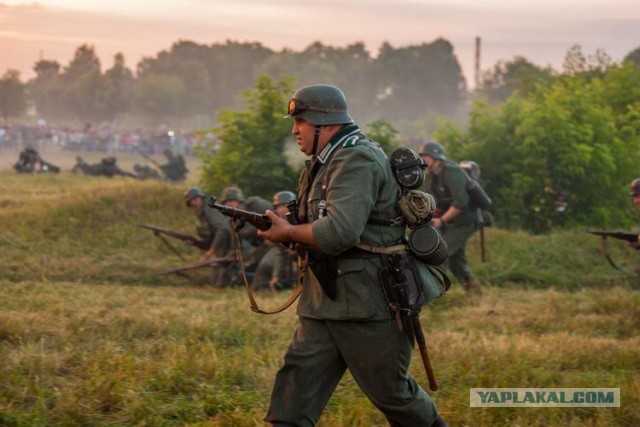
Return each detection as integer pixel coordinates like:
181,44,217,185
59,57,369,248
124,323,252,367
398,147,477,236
624,45,640,66
61,44,103,121
135,74,185,123
30,59,62,121
198,75,297,199
365,119,401,154
374,39,466,121
478,56,555,104
102,53,135,121
0,69,27,123
435,68,640,232
562,45,611,79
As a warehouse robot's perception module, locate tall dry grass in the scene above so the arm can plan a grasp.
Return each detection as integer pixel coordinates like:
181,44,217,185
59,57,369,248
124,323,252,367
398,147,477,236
0,169,639,426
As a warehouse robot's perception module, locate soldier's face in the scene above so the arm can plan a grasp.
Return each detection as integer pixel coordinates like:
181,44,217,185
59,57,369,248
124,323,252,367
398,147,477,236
291,118,317,155
274,204,288,218
188,197,202,212
421,154,434,167
291,118,338,156
633,194,640,210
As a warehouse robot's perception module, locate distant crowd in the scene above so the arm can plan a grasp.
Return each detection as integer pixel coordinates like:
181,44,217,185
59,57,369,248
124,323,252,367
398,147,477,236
0,121,219,156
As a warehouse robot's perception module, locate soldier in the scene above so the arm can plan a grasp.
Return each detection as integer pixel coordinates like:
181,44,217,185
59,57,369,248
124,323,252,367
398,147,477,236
76,157,136,178
251,191,298,292
13,147,59,174
13,147,39,173
419,141,482,295
71,156,90,174
258,84,446,426
133,163,161,180
184,187,238,287
160,148,188,182
219,186,273,268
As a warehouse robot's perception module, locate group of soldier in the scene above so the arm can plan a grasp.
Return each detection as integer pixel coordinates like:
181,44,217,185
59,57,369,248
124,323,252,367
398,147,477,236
12,147,60,174
13,147,188,182
182,185,298,292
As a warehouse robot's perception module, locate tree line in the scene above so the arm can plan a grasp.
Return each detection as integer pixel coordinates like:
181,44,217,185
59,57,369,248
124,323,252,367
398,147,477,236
3,39,640,234
0,39,466,129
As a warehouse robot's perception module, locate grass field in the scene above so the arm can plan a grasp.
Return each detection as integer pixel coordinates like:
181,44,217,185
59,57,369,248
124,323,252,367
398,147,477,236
1,160,639,426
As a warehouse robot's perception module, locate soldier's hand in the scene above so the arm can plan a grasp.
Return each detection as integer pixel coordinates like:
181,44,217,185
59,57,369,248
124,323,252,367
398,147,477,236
259,210,292,244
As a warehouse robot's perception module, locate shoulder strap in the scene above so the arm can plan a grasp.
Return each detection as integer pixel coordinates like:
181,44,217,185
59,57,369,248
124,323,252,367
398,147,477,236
231,225,302,314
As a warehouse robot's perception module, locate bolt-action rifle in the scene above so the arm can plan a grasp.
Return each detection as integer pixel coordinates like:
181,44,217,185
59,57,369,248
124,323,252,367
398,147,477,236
137,223,201,245
586,229,639,272
586,229,639,242
138,151,161,168
137,223,206,261
161,256,236,276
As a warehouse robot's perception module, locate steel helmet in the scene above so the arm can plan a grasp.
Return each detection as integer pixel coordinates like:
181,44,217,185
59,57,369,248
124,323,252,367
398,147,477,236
220,186,245,203
630,178,640,196
418,141,446,160
285,84,353,125
184,187,206,206
273,191,296,207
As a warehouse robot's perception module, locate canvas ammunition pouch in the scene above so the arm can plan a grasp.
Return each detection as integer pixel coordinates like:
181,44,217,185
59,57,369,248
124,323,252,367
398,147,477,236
378,252,450,318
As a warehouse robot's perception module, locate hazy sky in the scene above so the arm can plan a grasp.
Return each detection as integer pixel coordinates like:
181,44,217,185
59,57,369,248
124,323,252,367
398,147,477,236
1,0,639,87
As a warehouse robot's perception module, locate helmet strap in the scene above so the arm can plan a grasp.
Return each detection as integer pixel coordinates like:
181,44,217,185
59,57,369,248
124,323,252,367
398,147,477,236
312,125,321,156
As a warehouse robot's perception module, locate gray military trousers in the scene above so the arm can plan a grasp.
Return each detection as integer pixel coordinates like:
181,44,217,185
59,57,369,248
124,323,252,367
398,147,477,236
264,316,439,426
442,220,477,282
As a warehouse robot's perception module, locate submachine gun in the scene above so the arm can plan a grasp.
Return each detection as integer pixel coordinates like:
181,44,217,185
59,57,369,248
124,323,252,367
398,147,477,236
207,196,272,231
207,196,309,314
207,196,339,302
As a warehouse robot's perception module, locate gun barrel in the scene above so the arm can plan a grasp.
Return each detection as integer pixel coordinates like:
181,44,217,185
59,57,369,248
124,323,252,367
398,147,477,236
136,223,198,243
207,197,272,231
586,229,638,242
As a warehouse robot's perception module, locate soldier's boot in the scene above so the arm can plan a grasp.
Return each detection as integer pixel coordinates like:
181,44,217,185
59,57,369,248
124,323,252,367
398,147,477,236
463,277,483,296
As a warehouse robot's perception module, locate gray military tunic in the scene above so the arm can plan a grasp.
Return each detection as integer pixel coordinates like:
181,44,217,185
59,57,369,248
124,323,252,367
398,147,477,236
421,159,477,283
200,202,238,287
265,124,441,426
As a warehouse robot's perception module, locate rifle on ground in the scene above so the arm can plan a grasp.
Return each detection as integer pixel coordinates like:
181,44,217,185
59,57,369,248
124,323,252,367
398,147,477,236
207,196,272,230
137,223,203,261
586,229,639,242
137,223,201,245
161,256,237,276
138,151,161,168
